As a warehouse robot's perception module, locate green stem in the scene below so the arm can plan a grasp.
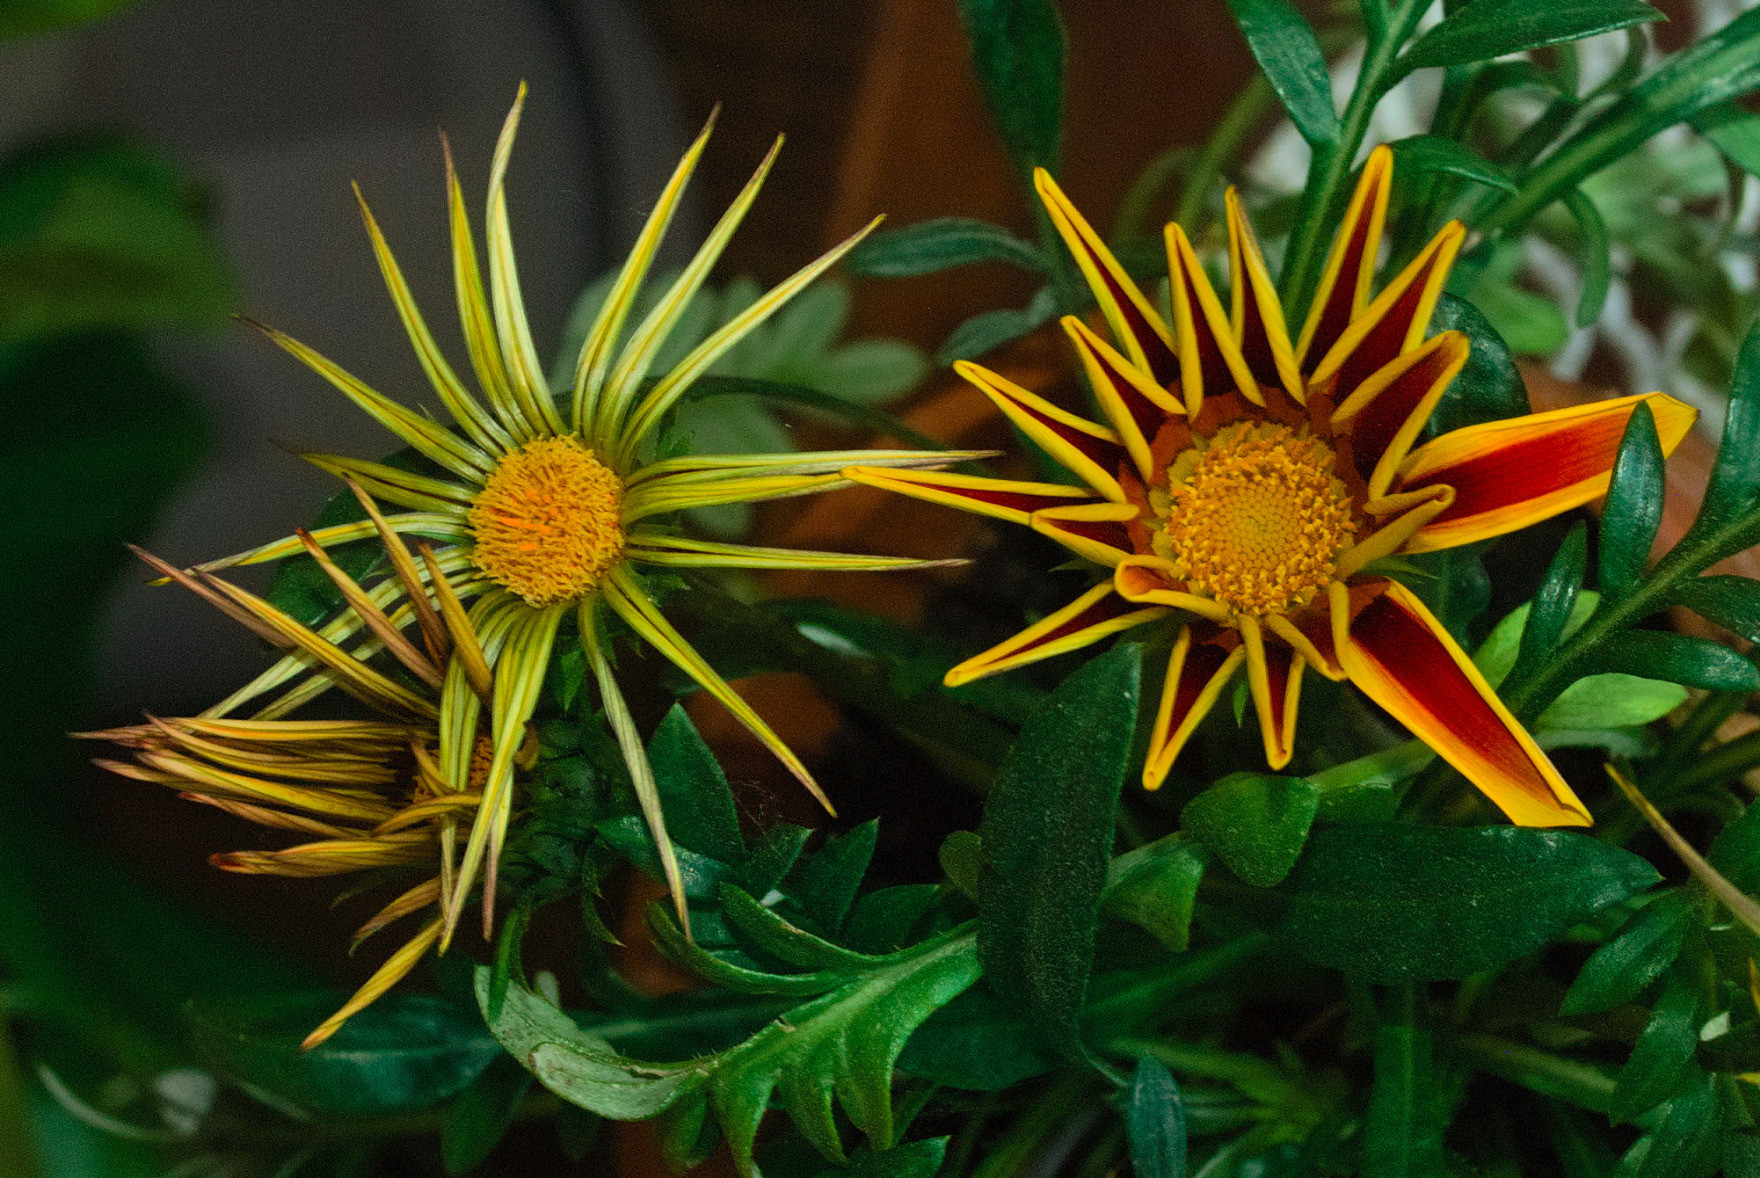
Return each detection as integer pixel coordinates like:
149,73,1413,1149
969,1073,1095,1178
1662,728,1760,797
1173,78,1277,234
1444,1033,1615,1114
1306,739,1433,792
1278,0,1429,312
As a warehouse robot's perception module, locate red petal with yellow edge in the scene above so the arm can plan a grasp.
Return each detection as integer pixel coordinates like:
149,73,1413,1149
954,360,1128,500
1311,221,1464,405
945,581,1166,687
1332,330,1469,492
1336,580,1590,827
1063,315,1177,481
1144,628,1244,790
1242,619,1303,770
1226,188,1304,405
1034,168,1179,385
1297,145,1392,373
1398,392,1697,553
1031,502,1140,566
1168,221,1262,414
841,466,1097,525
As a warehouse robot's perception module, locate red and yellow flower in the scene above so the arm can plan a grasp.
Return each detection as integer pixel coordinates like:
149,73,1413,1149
847,147,1695,826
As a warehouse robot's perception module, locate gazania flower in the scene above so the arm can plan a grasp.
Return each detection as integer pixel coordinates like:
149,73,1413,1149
847,147,1695,827
88,506,501,1048
195,88,978,943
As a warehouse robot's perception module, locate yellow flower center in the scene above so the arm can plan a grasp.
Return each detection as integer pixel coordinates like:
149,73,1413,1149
1153,422,1356,618
468,437,624,606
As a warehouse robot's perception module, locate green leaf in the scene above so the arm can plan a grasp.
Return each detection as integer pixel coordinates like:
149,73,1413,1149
956,0,1066,176
977,645,1140,1070
1600,403,1663,602
1563,188,1611,327
727,823,814,899
1537,674,1687,731
1559,892,1693,1015
595,815,730,903
1363,986,1444,1178
1225,0,1339,147
442,1053,535,1175
1275,825,1660,984
1609,965,1702,1124
1693,321,1760,541
1512,522,1586,688
1427,293,1531,433
789,821,879,935
1632,1070,1721,1178
0,137,233,345
845,218,1049,277
1693,103,1760,177
1180,773,1318,888
1128,1055,1188,1178
1670,576,1760,643
816,1138,952,1178
1585,630,1760,692
939,831,982,900
186,992,500,1118
0,0,138,38
1103,832,1208,953
648,705,745,864
1710,797,1760,892
1463,274,1570,356
896,986,1058,1091
1389,135,1517,193
936,290,1058,364
1399,0,1661,74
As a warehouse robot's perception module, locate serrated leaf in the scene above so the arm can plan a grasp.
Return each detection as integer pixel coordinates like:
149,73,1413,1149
728,824,814,899
1389,134,1517,193
977,645,1140,1071
1275,825,1660,984
1586,630,1760,692
1103,832,1208,953
1670,576,1760,643
1128,1055,1188,1178
1180,773,1317,888
1609,965,1703,1124
957,0,1065,176
716,886,880,974
1559,891,1693,1015
442,1053,534,1175
648,705,745,864
845,218,1049,277
1399,0,1661,73
788,821,879,935
1563,188,1611,327
1226,0,1339,147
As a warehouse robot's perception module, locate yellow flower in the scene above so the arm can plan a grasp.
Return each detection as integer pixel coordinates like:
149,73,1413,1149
847,147,1697,827
193,88,977,946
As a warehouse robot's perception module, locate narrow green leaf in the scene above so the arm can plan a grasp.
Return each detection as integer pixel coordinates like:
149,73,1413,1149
1558,891,1693,1015
1103,832,1208,953
1128,1055,1188,1178
1363,985,1443,1178
1692,321,1760,538
939,831,982,899
1670,576,1760,644
1563,188,1611,327
1225,0,1339,147
1599,403,1663,602
1710,797,1760,892
1399,0,1661,74
1389,134,1517,192
845,218,1049,277
789,821,879,934
1512,523,1586,684
1586,630,1760,692
442,1053,535,1176
595,815,730,902
1537,674,1686,731
1427,294,1530,434
821,1137,952,1178
1609,966,1702,1124
936,290,1058,365
843,885,942,956
1275,825,1660,984
957,0,1066,176
727,823,814,898
1693,103,1760,177
1633,1069,1720,1178
648,706,745,864
1179,773,1318,888
1545,1101,1622,1178
977,645,1141,1071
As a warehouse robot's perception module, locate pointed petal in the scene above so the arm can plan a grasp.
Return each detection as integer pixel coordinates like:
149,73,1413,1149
303,919,443,1049
345,481,450,666
182,793,356,838
420,542,495,703
1029,502,1141,567
1062,315,1178,481
1144,629,1244,790
445,134,529,442
945,581,1166,687
1399,392,1697,553
1331,330,1470,494
485,85,565,436
1034,168,1179,384
296,454,475,515
954,360,1127,499
1167,221,1262,414
213,836,432,878
189,515,467,574
1265,611,1344,681
1241,619,1302,770
294,529,443,689
1309,221,1464,405
1296,145,1392,373
621,472,844,522
630,448,994,485
1335,580,1590,827
1113,557,1234,623
840,466,1096,524
1225,188,1303,404
627,533,965,572
129,751,395,822
353,879,444,950
1335,488,1452,578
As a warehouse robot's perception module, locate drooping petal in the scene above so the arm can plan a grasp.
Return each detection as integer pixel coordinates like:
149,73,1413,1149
1296,145,1392,374
1241,618,1303,770
1167,221,1261,414
294,529,443,690
1331,330,1470,494
626,533,966,573
1334,488,1452,578
1030,502,1141,566
119,752,396,823
1225,187,1303,404
1398,392,1697,553
347,482,451,667
1333,580,1590,827
840,466,1097,524
1143,626,1244,790
1309,221,1464,405
1034,168,1179,384
1113,557,1233,624
944,581,1167,687
954,360,1128,499
1062,315,1178,481
1265,612,1344,681
352,879,444,950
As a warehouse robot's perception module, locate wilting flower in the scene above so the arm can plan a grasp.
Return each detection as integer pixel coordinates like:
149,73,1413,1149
847,147,1695,826
89,510,500,1048
192,88,977,943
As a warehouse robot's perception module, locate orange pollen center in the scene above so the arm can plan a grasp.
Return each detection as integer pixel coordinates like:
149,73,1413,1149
468,437,624,606
1153,421,1356,618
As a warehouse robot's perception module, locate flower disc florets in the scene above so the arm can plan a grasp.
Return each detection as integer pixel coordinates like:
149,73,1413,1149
1152,421,1356,618
468,437,625,606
